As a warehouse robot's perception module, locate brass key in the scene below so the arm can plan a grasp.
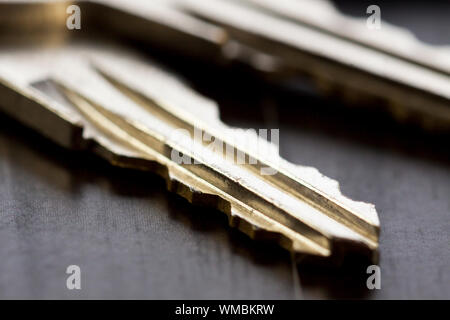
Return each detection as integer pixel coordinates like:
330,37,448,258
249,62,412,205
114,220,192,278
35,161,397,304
169,0,450,130
0,43,379,264
4,0,448,129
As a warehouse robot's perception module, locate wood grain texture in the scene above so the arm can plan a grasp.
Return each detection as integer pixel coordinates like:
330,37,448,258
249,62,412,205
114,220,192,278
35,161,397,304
0,0,449,299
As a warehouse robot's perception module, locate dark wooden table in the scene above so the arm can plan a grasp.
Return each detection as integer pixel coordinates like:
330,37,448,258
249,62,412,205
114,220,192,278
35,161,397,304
0,0,449,299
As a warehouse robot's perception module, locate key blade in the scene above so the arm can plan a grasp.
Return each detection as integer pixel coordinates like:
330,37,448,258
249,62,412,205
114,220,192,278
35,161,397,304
176,0,450,130
241,0,450,75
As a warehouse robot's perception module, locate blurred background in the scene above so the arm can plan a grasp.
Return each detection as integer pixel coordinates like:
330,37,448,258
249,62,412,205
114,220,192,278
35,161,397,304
0,0,449,299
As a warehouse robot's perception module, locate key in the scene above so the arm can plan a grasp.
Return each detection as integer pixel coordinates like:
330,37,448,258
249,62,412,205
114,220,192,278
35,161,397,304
0,42,379,264
4,0,448,131
225,0,450,74
170,0,450,130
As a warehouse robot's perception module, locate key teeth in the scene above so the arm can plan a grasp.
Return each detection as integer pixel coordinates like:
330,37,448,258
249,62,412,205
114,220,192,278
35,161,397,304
159,166,298,250
85,140,303,256
231,215,281,243
227,210,296,249
164,170,288,245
